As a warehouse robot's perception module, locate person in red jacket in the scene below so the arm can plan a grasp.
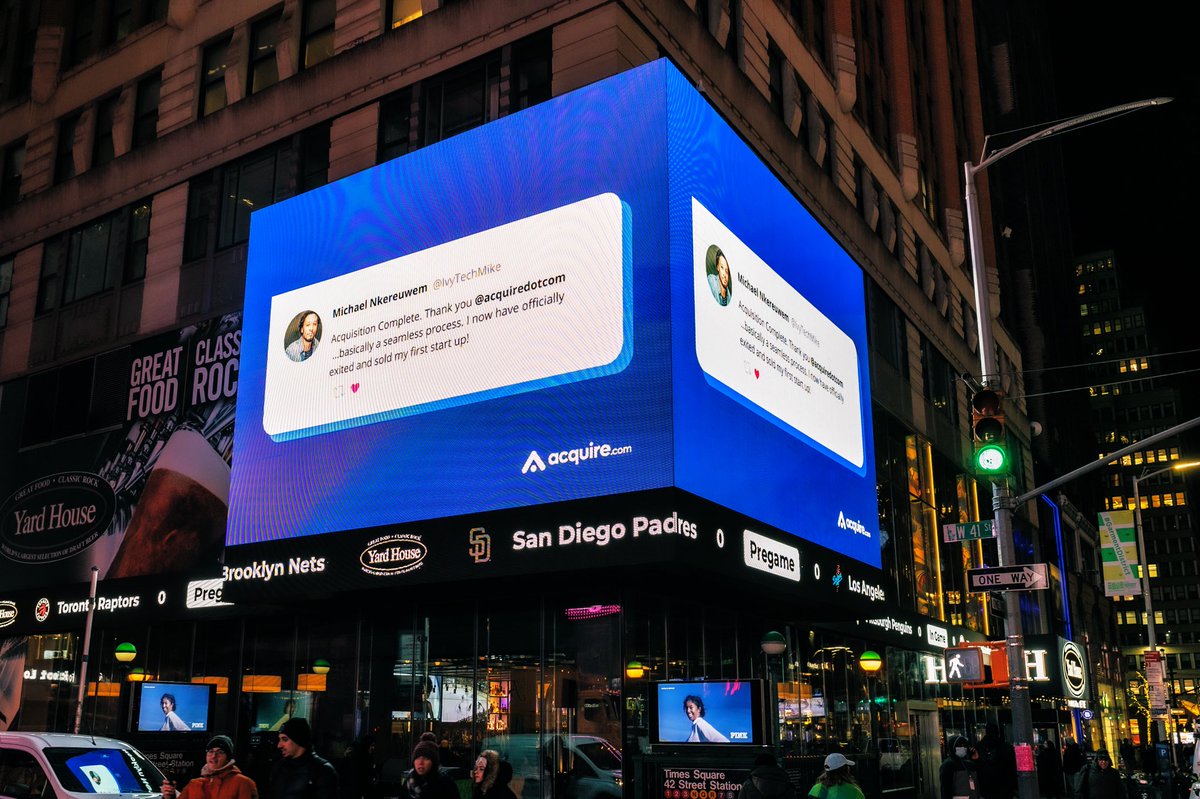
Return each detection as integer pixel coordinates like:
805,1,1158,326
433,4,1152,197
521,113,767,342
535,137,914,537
163,735,259,799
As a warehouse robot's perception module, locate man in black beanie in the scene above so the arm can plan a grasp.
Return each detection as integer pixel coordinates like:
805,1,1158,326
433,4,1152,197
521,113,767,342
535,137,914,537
269,718,338,799
401,739,457,799
163,734,258,799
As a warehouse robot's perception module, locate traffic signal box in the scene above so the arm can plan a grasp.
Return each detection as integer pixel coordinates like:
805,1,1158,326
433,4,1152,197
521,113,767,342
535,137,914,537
958,642,1010,690
970,387,1010,477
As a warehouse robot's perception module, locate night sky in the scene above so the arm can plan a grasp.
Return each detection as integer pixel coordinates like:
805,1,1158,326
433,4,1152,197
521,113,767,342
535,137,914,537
1047,9,1200,436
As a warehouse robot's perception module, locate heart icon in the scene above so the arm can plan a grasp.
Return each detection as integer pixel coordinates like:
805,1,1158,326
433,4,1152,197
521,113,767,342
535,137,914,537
754,369,760,379
351,383,360,393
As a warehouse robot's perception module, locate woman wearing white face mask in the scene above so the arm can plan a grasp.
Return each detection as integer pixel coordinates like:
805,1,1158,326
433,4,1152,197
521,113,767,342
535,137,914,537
939,736,978,799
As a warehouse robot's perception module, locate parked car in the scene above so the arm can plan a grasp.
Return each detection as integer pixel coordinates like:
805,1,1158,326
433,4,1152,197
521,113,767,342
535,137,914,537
0,732,165,799
482,734,621,799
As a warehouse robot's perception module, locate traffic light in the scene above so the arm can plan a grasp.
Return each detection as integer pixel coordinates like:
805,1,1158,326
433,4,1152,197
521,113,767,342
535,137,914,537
970,387,1010,476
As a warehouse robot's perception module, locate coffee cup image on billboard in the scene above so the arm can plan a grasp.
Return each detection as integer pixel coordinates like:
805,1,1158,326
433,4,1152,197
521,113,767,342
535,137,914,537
705,245,733,307
284,310,322,362
106,428,230,579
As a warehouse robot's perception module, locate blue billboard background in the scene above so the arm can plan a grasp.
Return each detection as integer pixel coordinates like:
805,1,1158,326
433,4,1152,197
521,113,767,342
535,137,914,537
230,60,878,567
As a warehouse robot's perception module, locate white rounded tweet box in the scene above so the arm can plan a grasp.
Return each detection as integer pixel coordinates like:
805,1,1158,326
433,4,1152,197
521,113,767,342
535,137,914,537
692,197,864,468
263,193,629,440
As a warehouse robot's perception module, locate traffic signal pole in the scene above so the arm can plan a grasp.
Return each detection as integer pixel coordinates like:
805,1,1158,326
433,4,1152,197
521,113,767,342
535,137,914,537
963,97,1171,799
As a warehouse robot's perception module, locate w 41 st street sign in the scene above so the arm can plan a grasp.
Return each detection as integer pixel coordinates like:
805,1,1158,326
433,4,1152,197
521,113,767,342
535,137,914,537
942,520,995,542
967,564,1050,592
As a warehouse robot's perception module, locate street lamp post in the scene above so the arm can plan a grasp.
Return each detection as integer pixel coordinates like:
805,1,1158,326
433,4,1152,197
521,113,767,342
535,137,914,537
962,96,1170,799
1132,460,1200,755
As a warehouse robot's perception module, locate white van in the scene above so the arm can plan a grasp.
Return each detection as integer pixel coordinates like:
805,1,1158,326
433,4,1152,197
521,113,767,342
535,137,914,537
0,733,165,799
482,734,621,799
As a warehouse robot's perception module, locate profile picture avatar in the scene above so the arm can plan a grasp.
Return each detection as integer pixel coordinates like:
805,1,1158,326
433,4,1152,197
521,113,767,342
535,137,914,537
284,310,322,362
705,245,733,306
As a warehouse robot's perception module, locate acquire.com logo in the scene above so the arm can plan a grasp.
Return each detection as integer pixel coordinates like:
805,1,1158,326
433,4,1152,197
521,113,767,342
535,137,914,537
521,441,633,474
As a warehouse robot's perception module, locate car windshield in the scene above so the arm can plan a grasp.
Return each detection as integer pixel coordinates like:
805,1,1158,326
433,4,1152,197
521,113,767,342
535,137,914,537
43,747,164,794
574,740,621,772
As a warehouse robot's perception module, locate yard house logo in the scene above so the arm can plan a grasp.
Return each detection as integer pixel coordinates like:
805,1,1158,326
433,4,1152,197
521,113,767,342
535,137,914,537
360,534,427,576
35,597,50,622
0,600,16,628
0,471,116,564
1061,640,1088,699
468,528,492,564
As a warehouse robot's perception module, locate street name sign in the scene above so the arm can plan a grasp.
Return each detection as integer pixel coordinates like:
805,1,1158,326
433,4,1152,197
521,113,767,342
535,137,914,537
967,564,1050,592
942,520,995,543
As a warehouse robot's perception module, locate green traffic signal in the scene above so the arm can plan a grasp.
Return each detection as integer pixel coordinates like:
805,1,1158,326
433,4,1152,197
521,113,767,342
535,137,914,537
974,442,1009,474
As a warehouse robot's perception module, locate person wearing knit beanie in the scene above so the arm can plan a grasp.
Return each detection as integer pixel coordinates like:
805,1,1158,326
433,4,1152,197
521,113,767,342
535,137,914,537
279,718,313,752
160,732,256,799
402,736,456,799
269,718,338,799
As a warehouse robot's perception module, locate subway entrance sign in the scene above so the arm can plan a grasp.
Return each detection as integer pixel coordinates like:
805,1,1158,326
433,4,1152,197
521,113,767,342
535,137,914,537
967,564,1050,592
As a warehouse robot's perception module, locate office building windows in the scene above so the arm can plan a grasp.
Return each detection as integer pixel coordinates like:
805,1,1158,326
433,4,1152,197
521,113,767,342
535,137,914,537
1,139,24,208
201,36,231,117
132,71,162,147
37,201,152,313
422,54,500,145
55,112,82,183
302,0,335,69
0,255,12,328
387,0,423,29
93,94,120,167
249,12,281,95
378,88,413,162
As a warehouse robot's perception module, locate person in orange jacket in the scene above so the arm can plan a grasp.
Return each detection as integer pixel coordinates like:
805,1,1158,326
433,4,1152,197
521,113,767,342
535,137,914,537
163,735,259,799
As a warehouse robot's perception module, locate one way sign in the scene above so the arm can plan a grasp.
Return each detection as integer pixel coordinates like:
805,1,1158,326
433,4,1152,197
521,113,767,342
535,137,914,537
967,564,1050,592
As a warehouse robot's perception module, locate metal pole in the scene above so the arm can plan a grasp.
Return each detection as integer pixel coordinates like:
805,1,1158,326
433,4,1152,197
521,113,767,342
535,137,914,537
964,160,1038,799
72,566,100,734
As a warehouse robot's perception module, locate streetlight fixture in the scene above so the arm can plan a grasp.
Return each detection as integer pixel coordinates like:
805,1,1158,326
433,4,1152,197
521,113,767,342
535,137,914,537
1133,459,1200,749
963,96,1171,799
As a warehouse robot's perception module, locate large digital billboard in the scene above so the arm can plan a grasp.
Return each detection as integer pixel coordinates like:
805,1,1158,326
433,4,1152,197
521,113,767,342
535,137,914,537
229,59,878,568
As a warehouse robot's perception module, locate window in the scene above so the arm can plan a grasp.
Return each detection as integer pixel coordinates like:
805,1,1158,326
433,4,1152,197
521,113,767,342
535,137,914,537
1,139,25,208
297,123,330,193
0,254,12,328
132,71,162,147
218,150,284,250
0,3,37,102
93,94,120,167
201,36,231,117
510,31,551,112
378,88,413,162
422,55,500,145
387,0,424,29
0,748,52,799
66,5,96,67
56,112,83,183
249,12,281,95
302,0,335,69
37,201,152,313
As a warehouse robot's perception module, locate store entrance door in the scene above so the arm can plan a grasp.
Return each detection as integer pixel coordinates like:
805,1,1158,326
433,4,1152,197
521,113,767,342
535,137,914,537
911,707,942,799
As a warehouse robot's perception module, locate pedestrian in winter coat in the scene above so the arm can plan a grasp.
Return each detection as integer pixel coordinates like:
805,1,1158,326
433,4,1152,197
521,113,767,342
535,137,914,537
471,750,516,799
402,740,457,799
1062,742,1086,796
974,723,1016,799
269,719,339,799
163,735,258,799
738,753,795,799
939,736,978,799
1075,751,1126,799
1038,738,1064,799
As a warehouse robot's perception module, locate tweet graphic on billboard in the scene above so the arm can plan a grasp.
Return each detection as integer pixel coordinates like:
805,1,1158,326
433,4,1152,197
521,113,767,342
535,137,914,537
263,193,631,440
230,59,877,568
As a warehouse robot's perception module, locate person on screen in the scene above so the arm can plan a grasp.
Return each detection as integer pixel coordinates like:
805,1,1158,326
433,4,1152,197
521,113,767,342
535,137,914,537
160,693,190,731
705,246,733,307
807,754,863,799
683,695,728,743
285,311,321,362
162,735,258,799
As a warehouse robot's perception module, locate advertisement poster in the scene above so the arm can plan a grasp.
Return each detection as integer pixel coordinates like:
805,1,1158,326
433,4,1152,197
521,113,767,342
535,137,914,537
1098,511,1140,596
0,314,241,592
231,58,878,570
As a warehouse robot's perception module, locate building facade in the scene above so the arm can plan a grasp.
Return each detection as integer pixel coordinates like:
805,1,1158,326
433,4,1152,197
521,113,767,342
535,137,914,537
1,1,1107,796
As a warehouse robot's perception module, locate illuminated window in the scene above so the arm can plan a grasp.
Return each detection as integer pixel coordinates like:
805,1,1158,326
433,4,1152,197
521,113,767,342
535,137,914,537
387,0,423,28
1155,611,1164,624
1080,304,1088,317
201,36,230,117
301,0,335,69
1177,492,1186,507
249,12,281,95
1111,496,1124,509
